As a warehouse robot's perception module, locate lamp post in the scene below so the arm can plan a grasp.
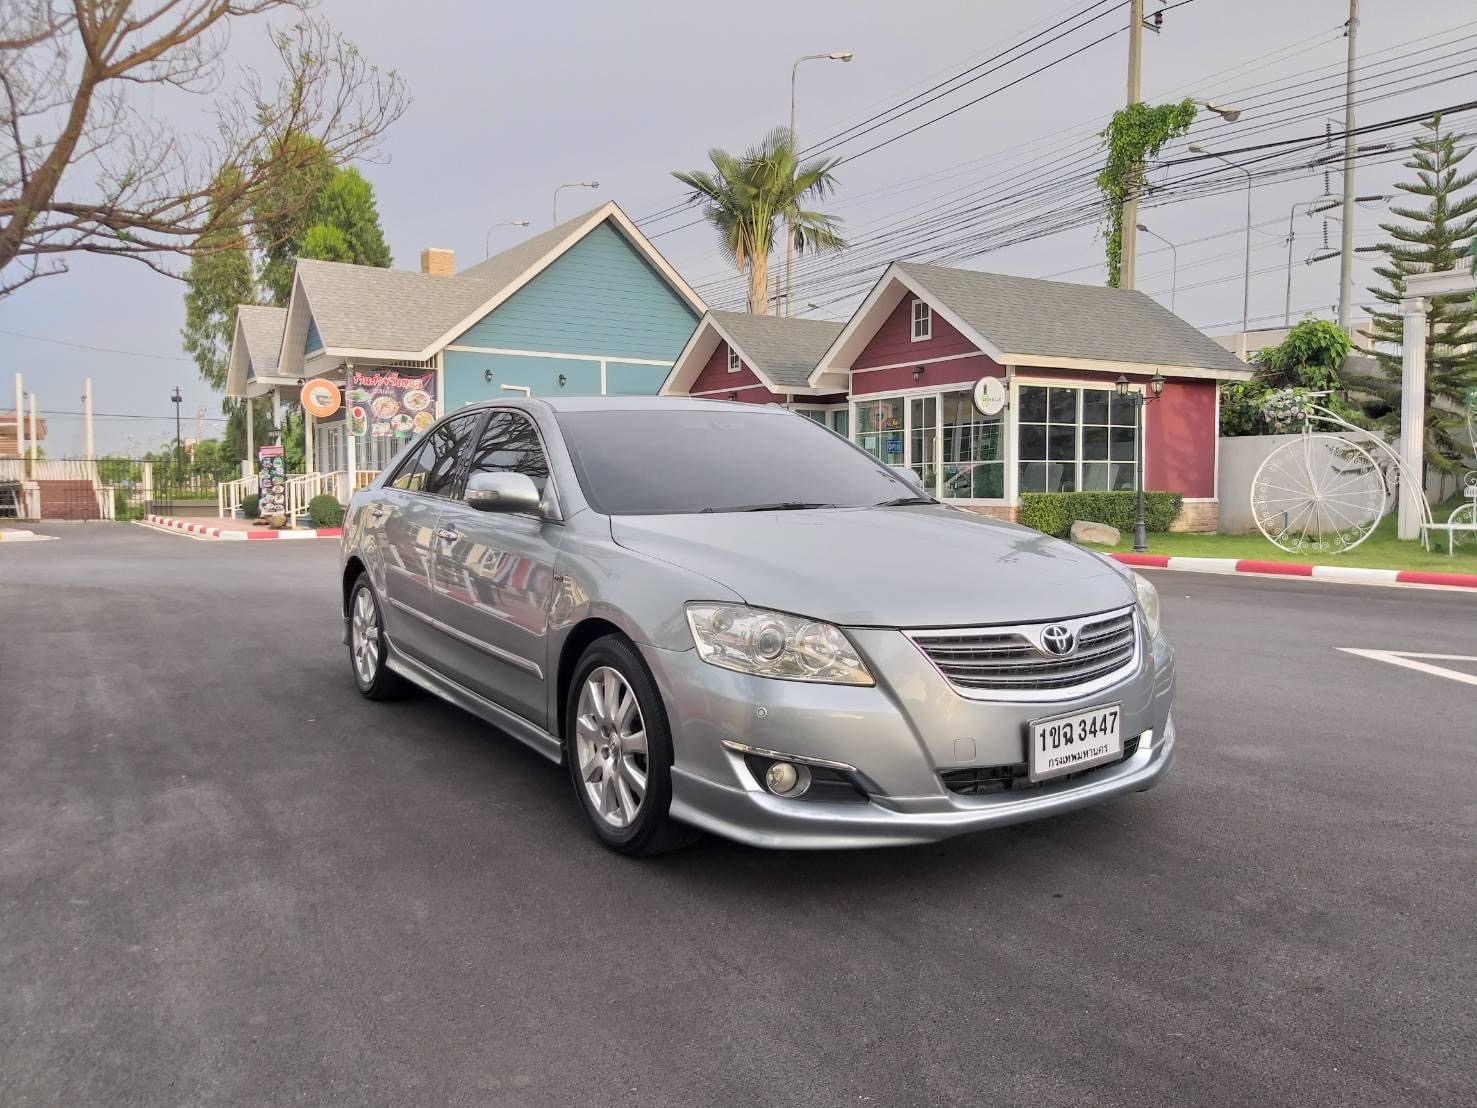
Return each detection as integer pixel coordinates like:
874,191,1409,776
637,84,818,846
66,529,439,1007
1135,223,1178,311
1189,143,1253,351
485,219,531,258
1117,371,1165,553
170,386,183,492
786,50,853,317
552,181,599,226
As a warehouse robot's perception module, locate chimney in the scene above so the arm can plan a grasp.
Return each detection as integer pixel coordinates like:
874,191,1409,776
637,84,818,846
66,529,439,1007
420,247,454,276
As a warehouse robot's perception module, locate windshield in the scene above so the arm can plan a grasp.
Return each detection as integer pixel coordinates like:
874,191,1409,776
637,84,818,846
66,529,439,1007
555,408,921,515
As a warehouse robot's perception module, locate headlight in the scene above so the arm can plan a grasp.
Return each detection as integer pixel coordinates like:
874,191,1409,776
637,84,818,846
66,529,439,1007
1133,572,1161,640
686,604,874,685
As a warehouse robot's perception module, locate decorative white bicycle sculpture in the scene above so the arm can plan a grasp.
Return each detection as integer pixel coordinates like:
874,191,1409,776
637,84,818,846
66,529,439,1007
1250,391,1423,555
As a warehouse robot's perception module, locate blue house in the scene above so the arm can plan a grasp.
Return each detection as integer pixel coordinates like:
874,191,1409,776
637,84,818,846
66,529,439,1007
225,201,705,487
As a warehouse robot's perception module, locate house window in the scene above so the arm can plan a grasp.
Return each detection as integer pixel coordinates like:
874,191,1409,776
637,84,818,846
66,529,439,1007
829,409,849,438
940,390,1004,499
727,345,742,373
909,396,938,494
1017,385,1137,494
855,397,905,466
910,299,932,342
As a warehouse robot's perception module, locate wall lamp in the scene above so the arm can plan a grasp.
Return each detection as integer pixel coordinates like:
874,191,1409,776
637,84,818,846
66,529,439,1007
728,391,738,401
483,368,494,383
558,373,567,387
912,365,925,383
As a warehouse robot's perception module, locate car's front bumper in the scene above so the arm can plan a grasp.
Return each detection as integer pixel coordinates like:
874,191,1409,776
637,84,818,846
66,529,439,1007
641,623,1176,850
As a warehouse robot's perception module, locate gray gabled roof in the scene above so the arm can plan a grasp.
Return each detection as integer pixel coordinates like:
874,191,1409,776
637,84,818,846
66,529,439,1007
293,259,494,354
711,310,845,387
457,206,602,286
897,262,1249,375
236,305,287,375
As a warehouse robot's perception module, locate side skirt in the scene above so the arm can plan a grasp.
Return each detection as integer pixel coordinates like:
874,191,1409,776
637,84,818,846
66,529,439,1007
384,639,564,765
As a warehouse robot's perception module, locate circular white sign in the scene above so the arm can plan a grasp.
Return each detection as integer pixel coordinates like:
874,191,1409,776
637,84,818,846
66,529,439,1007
972,376,1007,416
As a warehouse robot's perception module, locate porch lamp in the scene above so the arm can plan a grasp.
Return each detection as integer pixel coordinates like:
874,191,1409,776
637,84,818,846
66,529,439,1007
1115,371,1165,553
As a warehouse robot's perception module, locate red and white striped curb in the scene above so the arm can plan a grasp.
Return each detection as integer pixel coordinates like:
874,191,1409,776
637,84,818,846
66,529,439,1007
1111,552,1477,590
143,514,341,541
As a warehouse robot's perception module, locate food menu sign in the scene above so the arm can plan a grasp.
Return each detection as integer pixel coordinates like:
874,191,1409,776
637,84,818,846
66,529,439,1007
346,368,436,441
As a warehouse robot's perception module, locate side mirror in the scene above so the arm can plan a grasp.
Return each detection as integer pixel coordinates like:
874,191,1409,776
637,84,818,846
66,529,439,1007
465,470,542,513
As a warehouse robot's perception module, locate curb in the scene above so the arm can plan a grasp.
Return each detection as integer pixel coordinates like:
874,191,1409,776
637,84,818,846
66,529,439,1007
1111,552,1477,590
0,528,53,542
144,514,342,542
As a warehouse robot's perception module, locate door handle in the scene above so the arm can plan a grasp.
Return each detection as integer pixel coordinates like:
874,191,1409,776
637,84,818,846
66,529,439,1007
436,527,460,544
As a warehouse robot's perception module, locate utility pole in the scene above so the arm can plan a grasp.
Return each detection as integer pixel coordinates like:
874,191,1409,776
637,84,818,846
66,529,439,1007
1337,0,1358,329
12,373,23,461
82,378,95,460
195,407,204,454
1120,0,1144,289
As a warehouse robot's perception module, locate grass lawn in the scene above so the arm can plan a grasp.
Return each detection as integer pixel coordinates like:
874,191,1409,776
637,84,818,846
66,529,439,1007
1081,493,1477,572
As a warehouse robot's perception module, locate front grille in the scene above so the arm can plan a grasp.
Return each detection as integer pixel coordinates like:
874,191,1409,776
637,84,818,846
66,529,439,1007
910,608,1137,695
942,735,1141,796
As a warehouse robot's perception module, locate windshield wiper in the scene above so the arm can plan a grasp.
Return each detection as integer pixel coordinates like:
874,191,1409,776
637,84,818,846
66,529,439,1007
874,495,936,507
725,501,838,512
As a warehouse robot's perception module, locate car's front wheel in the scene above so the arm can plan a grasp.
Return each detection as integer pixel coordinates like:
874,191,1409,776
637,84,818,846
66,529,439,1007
565,635,695,856
348,574,408,700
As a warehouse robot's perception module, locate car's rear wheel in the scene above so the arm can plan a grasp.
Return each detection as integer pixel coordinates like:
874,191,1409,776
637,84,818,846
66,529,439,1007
348,574,408,700
565,635,695,856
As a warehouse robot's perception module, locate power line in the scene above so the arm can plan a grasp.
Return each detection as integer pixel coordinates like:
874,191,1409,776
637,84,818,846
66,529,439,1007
0,327,194,362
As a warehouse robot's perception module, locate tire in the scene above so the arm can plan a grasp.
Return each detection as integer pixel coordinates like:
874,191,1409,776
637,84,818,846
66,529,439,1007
347,573,409,701
564,635,696,856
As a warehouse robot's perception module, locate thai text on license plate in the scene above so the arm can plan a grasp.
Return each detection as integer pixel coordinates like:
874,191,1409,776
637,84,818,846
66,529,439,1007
1028,705,1122,782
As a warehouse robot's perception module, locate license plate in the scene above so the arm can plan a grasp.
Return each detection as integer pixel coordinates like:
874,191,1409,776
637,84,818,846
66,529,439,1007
1028,704,1122,782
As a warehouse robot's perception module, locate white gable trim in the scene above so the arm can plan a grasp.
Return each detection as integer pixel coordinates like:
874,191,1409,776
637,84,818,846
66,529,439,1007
276,271,317,379
416,201,707,360
808,264,1006,385
225,313,252,399
1006,353,1253,381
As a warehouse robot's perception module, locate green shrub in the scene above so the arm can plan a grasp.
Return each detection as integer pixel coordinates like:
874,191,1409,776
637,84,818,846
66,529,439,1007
241,493,260,518
307,494,344,528
1019,491,1183,538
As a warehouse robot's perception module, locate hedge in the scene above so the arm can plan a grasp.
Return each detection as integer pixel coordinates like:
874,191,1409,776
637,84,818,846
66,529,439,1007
1019,491,1183,539
241,493,259,518
307,494,344,528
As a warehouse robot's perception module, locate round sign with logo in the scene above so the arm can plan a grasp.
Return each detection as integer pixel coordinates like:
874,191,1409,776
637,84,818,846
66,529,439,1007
300,378,342,419
972,376,1007,416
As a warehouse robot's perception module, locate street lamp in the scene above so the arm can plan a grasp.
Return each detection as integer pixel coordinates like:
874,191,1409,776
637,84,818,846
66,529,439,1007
1116,371,1165,553
1135,223,1178,312
552,181,599,226
786,50,853,317
1196,100,1242,122
1190,143,1253,349
485,219,531,258
170,386,183,492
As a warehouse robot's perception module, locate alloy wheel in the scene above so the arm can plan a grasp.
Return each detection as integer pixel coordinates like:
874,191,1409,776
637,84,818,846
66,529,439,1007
351,587,381,686
574,666,649,829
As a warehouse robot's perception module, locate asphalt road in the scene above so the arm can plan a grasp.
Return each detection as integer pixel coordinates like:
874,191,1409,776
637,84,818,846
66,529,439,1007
2,523,1474,1108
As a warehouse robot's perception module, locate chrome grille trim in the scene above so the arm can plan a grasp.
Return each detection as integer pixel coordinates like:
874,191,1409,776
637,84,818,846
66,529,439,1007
907,607,1140,702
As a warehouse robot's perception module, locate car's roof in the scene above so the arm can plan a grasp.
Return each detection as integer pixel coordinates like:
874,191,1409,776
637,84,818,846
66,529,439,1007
468,395,792,415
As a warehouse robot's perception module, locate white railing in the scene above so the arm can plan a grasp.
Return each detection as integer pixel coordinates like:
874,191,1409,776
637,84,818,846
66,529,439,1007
218,474,259,517
334,469,380,503
30,458,100,481
287,472,339,526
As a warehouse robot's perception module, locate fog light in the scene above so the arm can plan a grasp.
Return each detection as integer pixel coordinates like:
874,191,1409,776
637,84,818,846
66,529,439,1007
764,760,811,798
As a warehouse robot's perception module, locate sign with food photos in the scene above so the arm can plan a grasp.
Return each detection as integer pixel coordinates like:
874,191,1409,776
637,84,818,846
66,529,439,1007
346,368,437,442
257,444,285,518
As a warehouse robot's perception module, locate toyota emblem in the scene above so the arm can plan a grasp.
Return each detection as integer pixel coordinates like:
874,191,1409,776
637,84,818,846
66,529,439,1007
1040,624,1076,656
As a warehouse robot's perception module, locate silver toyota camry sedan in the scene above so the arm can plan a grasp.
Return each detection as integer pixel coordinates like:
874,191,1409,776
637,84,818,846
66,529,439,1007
340,397,1175,854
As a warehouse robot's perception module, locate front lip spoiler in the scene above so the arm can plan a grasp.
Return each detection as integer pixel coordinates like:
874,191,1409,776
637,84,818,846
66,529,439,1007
719,740,858,773
671,715,1176,850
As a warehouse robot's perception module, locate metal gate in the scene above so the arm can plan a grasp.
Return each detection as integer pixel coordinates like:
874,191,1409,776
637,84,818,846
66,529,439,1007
0,457,178,522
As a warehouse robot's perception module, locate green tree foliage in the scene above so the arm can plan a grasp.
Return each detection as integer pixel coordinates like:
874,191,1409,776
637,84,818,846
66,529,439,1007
1097,100,1197,287
1360,115,1477,468
674,127,845,314
257,154,392,305
1219,318,1355,436
181,173,256,391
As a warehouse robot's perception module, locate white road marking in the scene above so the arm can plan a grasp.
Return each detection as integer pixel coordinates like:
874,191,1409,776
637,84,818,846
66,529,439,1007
1338,648,1477,688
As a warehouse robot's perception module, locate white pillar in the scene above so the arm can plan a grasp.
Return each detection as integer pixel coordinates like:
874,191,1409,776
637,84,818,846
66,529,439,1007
13,373,23,460
83,378,95,459
345,412,357,502
245,395,255,464
1398,296,1427,540
305,411,316,474
27,392,38,461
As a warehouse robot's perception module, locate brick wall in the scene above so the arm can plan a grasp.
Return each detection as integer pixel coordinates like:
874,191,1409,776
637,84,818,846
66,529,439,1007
1170,499,1219,533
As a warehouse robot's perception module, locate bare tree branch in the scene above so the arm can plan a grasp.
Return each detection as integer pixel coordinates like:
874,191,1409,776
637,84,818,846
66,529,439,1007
0,1,408,294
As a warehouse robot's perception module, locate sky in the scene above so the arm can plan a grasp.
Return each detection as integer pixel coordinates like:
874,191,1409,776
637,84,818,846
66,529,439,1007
2,0,1471,456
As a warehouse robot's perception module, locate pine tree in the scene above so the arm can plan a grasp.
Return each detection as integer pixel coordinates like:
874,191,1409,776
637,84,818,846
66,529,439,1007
1361,115,1477,469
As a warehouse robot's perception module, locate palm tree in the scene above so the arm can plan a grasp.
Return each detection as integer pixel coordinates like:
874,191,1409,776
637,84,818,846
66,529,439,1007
673,127,846,315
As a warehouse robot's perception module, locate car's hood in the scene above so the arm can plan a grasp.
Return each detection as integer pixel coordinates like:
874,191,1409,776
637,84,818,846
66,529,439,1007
609,505,1136,627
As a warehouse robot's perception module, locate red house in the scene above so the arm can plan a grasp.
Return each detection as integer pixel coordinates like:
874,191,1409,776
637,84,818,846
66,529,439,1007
662,262,1252,531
